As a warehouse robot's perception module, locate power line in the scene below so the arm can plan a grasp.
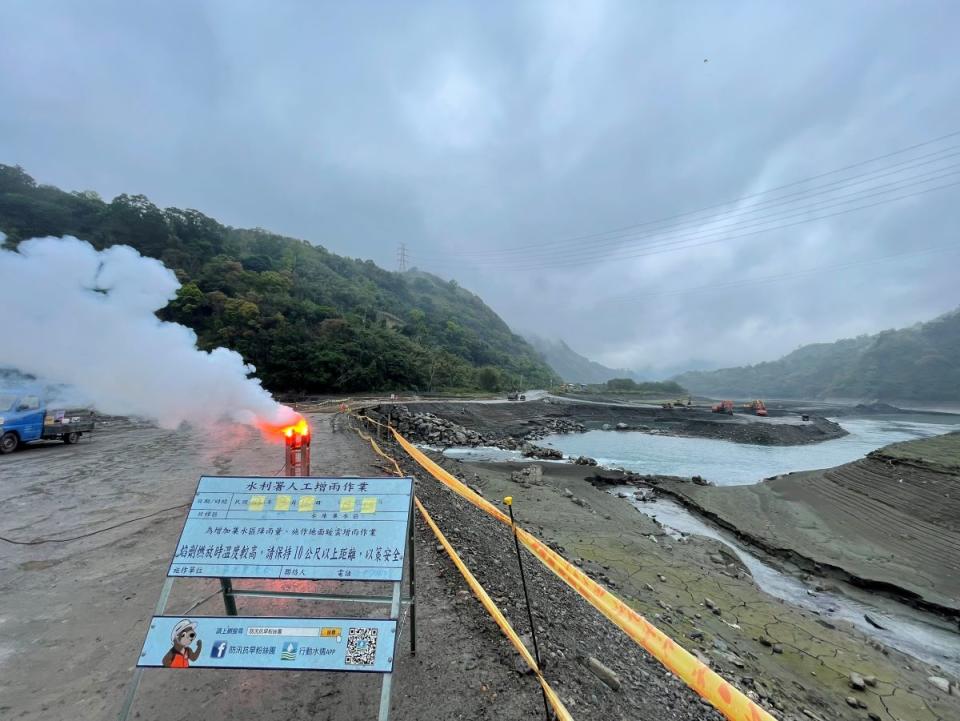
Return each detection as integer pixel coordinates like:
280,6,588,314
413,176,960,272
397,243,408,272
498,178,960,272
598,243,960,304
414,163,960,269
431,128,960,259
438,145,960,261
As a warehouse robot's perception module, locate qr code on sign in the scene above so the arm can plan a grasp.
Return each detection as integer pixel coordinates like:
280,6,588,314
345,627,378,666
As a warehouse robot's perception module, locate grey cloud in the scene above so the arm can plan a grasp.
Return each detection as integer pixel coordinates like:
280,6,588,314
2,0,958,375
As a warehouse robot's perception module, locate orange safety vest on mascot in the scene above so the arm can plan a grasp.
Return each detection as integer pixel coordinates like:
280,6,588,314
169,649,190,668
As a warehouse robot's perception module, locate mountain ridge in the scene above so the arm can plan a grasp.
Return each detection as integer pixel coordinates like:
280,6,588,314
0,163,558,393
524,334,643,384
675,308,960,401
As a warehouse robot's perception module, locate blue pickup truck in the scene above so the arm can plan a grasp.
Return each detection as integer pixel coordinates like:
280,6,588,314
0,389,95,454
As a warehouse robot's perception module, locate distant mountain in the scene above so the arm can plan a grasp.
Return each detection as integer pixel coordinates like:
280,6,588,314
675,308,960,401
0,164,558,393
526,335,640,384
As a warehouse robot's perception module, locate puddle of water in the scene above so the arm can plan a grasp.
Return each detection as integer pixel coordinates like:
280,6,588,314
614,487,960,675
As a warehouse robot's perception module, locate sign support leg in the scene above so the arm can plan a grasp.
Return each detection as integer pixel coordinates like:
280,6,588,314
220,577,238,616
408,494,416,656
376,581,402,721
117,576,175,721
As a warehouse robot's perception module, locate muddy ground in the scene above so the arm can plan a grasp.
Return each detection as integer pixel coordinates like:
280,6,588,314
0,416,552,721
655,433,960,615
423,454,960,721
0,412,724,721
379,398,846,447
3,407,958,721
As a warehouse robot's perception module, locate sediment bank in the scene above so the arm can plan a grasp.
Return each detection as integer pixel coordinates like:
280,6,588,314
371,397,847,448
654,432,960,616
421,450,960,721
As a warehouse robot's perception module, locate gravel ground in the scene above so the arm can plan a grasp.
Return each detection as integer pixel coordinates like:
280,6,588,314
4,408,955,721
391,434,725,721
378,398,846,447
0,415,546,721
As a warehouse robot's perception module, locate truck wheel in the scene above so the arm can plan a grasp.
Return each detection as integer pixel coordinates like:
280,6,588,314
63,432,80,444
0,432,18,454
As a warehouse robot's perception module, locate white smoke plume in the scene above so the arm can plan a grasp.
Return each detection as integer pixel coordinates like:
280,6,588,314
0,235,299,430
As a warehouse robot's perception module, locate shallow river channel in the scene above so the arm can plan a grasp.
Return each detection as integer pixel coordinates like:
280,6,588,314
442,415,960,674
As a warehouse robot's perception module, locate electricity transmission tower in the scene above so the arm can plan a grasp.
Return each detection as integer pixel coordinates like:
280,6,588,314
397,243,408,272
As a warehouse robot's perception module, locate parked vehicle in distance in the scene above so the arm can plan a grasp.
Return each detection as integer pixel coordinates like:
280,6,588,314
0,388,95,454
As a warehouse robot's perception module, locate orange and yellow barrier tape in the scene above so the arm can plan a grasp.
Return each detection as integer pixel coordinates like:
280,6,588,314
387,424,775,721
351,419,574,720
416,497,574,721
355,425,404,477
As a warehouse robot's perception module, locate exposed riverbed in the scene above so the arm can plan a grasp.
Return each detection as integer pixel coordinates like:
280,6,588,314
614,490,960,676
438,413,960,678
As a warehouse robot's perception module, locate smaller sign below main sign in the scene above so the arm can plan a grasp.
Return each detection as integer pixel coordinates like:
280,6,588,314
138,616,397,673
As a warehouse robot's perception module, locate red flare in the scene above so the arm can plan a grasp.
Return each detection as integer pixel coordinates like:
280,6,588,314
256,413,310,442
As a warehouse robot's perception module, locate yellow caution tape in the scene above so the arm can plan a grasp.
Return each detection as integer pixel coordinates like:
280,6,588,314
386,423,775,721
351,420,573,719
355,425,404,477
415,497,574,721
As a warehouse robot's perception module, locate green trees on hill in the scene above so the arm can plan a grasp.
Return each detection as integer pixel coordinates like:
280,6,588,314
605,378,687,395
0,164,558,393
675,309,960,401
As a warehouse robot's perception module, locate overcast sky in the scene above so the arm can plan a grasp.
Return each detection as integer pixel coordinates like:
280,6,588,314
2,1,958,375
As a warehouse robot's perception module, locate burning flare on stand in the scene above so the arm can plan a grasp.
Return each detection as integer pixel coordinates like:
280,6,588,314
255,410,311,476
255,411,310,442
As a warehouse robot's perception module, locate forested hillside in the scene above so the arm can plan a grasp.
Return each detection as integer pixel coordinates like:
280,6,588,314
676,309,960,401
0,164,558,393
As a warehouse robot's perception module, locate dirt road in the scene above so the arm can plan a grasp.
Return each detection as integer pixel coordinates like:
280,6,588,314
5,411,957,721
0,413,731,721
0,416,551,721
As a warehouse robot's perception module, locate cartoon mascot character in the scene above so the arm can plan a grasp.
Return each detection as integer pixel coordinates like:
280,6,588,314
162,619,202,668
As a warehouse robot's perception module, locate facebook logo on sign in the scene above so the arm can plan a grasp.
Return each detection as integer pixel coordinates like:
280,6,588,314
210,640,228,659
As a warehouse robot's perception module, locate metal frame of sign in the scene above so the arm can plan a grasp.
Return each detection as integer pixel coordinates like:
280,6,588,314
118,476,416,721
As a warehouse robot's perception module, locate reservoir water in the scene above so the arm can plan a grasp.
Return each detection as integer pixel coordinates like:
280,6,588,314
440,414,960,673
537,415,960,485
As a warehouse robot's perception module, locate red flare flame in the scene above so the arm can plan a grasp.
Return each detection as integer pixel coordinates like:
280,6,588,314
256,413,310,442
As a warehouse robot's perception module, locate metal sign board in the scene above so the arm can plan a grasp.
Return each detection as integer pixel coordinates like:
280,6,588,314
169,476,413,581
137,616,397,673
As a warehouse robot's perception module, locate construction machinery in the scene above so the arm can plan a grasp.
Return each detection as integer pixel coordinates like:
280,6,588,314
711,400,734,415
744,399,768,416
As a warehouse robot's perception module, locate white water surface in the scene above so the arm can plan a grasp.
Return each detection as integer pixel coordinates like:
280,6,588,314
538,416,959,485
